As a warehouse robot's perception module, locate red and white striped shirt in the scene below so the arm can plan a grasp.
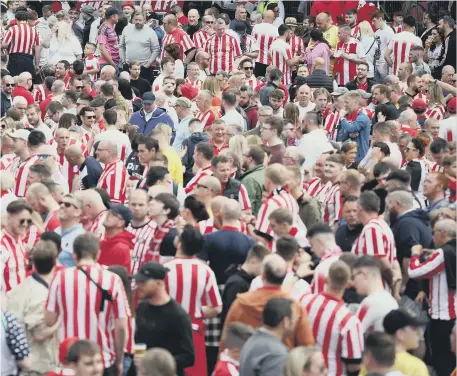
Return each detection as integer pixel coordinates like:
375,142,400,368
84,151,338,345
90,210,108,239
196,218,247,235
46,264,130,368
126,220,156,276
388,32,422,75
33,84,46,103
12,155,39,198
58,151,79,192
44,209,61,232
351,25,361,39
304,177,332,204
408,251,456,320
356,290,399,334
97,159,127,204
161,27,195,61
289,34,304,57
204,33,242,74
1,229,28,292
245,76,262,90
425,104,445,121
185,78,204,90
185,166,213,194
3,23,40,55
323,183,342,225
300,293,364,376
252,23,278,65
213,350,240,376
164,257,222,319
311,247,343,295
335,38,365,86
0,153,15,171
269,38,294,86
324,110,342,141
392,25,403,34
193,29,212,50
23,224,41,251
352,218,397,265
255,187,299,237
196,109,218,129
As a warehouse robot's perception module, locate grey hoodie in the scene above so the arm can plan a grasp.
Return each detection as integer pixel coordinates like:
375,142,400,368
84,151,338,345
239,329,288,376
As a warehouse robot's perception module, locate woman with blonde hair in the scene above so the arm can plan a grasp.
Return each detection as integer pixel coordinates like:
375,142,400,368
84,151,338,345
203,77,222,107
426,83,446,120
284,346,327,376
0,117,18,136
48,20,82,65
229,135,248,169
358,21,376,78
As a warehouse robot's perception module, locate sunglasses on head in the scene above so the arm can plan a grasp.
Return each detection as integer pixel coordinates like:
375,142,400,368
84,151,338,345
19,218,32,226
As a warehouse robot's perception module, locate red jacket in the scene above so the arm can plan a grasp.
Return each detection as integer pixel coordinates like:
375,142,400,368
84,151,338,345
244,106,259,130
98,230,135,272
12,86,35,105
311,0,359,23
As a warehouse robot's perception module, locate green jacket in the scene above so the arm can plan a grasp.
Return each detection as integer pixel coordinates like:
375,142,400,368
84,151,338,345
241,165,265,216
297,194,322,230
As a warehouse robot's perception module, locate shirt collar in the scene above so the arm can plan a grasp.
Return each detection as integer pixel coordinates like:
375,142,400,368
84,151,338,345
61,223,84,237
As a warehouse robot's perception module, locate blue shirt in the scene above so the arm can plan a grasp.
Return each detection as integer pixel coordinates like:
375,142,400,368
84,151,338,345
172,116,192,152
56,224,85,267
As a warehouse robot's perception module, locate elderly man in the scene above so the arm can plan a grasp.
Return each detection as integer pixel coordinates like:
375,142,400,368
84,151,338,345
26,183,61,232
12,72,34,105
1,75,14,116
162,14,196,64
120,12,160,83
183,9,202,40
409,218,456,376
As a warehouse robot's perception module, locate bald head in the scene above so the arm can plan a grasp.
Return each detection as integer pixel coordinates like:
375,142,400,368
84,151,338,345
200,176,222,196
56,127,70,137
221,199,241,221
18,72,32,85
97,140,118,163
263,10,275,23
313,57,326,70
262,253,288,285
27,182,50,197
196,51,210,64
148,184,169,199
164,14,178,26
64,144,83,160
211,196,229,214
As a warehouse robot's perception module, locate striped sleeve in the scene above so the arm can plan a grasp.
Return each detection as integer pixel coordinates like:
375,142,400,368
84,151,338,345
2,27,13,45
232,36,242,58
111,274,131,319
285,44,293,60
341,314,364,361
408,251,445,279
255,198,278,235
204,269,223,308
356,303,373,334
181,31,195,53
46,272,61,313
310,271,326,295
238,183,252,211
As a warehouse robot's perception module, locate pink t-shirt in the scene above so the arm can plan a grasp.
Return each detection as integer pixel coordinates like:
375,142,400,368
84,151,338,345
97,22,119,65
304,41,332,74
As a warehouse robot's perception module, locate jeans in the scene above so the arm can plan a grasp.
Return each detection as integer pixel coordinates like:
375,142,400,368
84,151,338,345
123,354,133,376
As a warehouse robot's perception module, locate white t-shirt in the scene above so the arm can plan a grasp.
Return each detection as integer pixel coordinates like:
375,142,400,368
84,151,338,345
299,129,335,170
439,116,457,142
297,102,316,122
35,123,54,143
374,25,395,76
356,290,399,334
175,59,185,79
221,109,245,131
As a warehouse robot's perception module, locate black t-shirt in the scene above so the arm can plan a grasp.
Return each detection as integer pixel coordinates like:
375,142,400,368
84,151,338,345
134,299,194,376
80,156,103,189
130,77,152,96
335,224,364,253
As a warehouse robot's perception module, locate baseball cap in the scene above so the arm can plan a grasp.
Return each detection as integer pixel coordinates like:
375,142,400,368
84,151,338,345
180,84,198,101
142,92,156,104
132,262,169,282
105,7,119,18
447,97,456,114
285,17,298,26
121,1,135,10
331,87,349,97
6,129,30,140
80,4,95,16
383,308,429,335
110,204,132,227
412,98,428,113
175,97,193,108
356,89,372,99
59,337,79,364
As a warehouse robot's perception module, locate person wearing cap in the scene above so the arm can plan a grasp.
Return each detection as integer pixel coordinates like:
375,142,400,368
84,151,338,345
439,97,457,142
80,4,95,46
98,204,135,272
411,98,428,127
385,16,422,76
129,92,174,136
408,218,456,376
132,262,195,376
7,239,61,375
378,309,429,376
121,1,135,22
119,11,160,82
46,337,79,376
172,97,193,151
97,7,120,70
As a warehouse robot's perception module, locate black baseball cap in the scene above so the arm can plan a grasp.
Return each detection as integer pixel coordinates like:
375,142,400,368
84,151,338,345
105,7,119,18
383,309,429,334
132,262,169,282
110,204,132,227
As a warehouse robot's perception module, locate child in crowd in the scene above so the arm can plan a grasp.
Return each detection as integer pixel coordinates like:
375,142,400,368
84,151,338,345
83,42,100,82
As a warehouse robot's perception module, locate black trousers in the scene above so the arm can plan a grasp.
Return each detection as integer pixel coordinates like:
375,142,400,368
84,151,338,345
428,318,456,376
206,346,219,375
254,63,268,79
103,364,115,376
140,66,154,83
7,53,35,79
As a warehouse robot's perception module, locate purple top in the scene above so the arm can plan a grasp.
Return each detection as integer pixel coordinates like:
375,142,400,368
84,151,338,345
303,41,332,74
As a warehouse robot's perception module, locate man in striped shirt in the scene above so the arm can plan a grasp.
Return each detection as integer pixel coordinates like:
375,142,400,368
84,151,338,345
96,140,128,204
1,10,41,78
205,18,242,75
162,14,196,63
126,189,156,277
252,10,278,77
409,219,456,376
45,233,130,375
26,182,61,232
301,261,364,376
77,189,108,238
1,199,32,292
322,154,345,227
56,128,79,191
193,15,215,51
165,225,222,376
185,142,214,194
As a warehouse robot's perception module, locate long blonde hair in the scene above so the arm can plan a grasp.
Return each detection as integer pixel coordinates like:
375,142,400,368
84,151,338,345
203,77,222,99
359,21,375,37
229,135,248,167
55,20,76,43
284,347,323,376
427,83,446,108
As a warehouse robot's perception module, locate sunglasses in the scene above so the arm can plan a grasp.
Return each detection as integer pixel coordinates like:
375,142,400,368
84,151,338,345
243,66,253,70
37,154,52,159
204,20,214,24
4,83,15,87
406,147,417,152
19,218,32,226
75,86,84,89
85,115,96,119
59,201,78,209
120,129,128,133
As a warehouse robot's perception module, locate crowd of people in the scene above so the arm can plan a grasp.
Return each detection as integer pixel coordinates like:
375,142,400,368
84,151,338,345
0,0,456,376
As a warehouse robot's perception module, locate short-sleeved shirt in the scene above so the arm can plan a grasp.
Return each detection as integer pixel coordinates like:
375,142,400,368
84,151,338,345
97,21,120,64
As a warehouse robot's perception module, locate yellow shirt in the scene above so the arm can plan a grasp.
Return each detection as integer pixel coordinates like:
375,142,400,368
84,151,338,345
163,147,184,186
359,351,429,376
323,25,338,76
